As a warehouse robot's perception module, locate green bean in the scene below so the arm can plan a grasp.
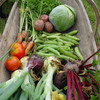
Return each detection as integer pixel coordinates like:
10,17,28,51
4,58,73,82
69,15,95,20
60,48,78,59
43,47,60,56
36,52,55,57
43,45,59,50
36,45,47,51
44,41,58,45
38,49,49,53
74,47,84,61
67,30,78,35
43,31,61,36
56,37,74,46
57,55,75,61
60,36,79,45
46,35,59,39
35,39,44,43
64,34,80,41
62,46,72,51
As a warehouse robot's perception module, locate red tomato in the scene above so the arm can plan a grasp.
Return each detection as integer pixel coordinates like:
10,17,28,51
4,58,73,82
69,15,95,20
5,56,20,71
9,42,25,59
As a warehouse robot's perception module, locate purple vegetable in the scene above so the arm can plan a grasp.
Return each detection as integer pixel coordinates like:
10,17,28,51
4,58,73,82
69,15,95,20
27,54,43,70
54,72,67,89
63,61,79,73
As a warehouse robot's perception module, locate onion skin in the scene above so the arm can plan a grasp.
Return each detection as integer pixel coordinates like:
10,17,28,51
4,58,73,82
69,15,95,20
27,54,43,71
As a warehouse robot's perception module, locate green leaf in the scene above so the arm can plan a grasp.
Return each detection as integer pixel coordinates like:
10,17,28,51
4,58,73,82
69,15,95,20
90,95,99,100
92,60,98,67
92,51,100,66
97,52,100,64
97,85,100,94
94,70,100,84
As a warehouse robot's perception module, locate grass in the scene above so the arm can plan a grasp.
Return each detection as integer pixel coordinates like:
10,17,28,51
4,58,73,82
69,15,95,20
81,0,100,46
81,0,100,29
0,17,7,34
0,1,13,34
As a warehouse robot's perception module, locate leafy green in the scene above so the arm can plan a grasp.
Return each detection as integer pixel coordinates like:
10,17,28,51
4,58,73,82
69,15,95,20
90,95,99,100
24,0,62,18
92,51,100,66
94,70,100,84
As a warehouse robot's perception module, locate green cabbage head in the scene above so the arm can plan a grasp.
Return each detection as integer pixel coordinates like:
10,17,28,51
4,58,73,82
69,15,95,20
49,5,76,32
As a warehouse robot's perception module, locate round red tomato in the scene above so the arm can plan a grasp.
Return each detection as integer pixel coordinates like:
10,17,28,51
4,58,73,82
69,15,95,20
5,56,20,71
9,42,25,59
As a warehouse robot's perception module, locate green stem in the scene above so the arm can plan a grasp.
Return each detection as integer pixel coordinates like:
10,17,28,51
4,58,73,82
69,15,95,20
19,0,27,32
0,37,19,61
28,9,37,41
25,15,28,32
38,0,43,18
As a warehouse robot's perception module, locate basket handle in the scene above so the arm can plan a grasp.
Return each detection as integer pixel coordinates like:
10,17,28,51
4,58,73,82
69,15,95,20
86,0,100,39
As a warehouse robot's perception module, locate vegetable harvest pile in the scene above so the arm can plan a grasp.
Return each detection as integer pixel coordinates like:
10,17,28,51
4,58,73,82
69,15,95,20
0,0,100,100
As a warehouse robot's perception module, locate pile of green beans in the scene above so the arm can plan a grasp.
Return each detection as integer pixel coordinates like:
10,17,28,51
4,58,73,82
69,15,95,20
34,30,84,61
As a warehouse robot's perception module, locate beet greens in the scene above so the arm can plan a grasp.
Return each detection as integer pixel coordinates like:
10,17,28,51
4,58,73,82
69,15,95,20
54,49,100,100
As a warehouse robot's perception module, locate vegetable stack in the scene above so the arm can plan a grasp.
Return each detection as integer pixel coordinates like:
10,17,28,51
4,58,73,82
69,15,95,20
0,0,100,100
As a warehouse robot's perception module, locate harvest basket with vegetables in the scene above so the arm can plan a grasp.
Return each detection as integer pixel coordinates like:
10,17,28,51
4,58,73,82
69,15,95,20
0,0,100,100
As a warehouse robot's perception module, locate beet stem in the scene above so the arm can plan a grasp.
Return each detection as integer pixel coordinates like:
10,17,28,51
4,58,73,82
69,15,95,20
74,73,85,100
83,76,91,86
71,72,77,100
80,70,99,86
81,63,92,69
85,73,100,86
66,71,72,100
86,68,96,71
79,49,100,67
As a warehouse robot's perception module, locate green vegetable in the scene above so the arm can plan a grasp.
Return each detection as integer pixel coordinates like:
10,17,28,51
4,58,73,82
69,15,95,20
56,37,74,46
49,5,76,32
36,57,63,100
13,88,22,100
57,55,75,61
60,48,78,59
43,47,60,56
0,68,28,100
37,52,55,57
60,36,79,44
74,47,84,61
67,30,78,35
64,34,80,41
19,91,28,100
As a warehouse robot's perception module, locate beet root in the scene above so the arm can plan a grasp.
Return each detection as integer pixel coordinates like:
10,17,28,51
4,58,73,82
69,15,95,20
54,72,67,89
